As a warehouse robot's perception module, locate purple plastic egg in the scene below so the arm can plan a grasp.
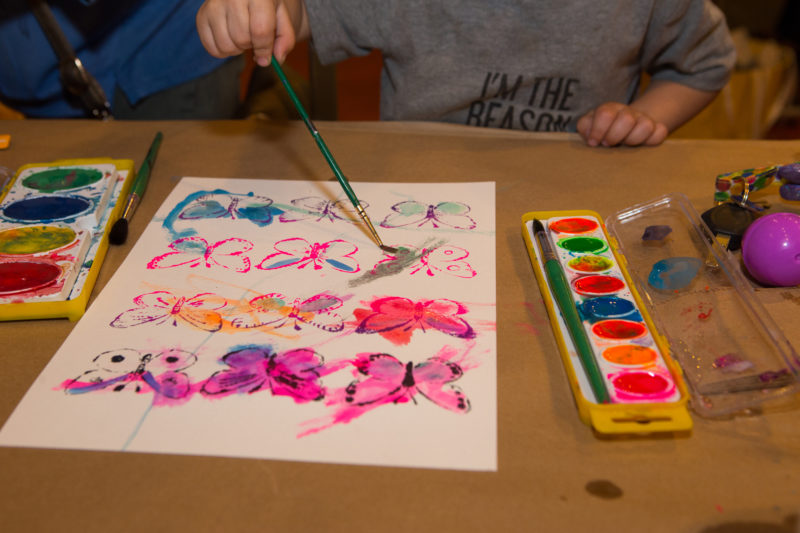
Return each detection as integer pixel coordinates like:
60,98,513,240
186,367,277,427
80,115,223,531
780,183,800,201
742,212,800,286
778,163,800,184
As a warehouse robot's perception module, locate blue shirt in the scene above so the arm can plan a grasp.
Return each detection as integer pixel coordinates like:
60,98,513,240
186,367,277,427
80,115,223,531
0,0,226,117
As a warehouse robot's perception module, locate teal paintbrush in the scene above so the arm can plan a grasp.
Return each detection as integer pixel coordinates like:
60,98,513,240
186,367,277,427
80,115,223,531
109,131,162,245
271,56,395,253
533,219,610,403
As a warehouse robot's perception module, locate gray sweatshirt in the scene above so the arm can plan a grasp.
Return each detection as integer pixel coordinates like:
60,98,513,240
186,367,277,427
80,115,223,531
306,0,736,132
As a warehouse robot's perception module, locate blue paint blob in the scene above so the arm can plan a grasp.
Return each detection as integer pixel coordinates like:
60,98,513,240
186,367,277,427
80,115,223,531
326,259,356,272
647,257,702,291
579,296,641,322
2,195,92,222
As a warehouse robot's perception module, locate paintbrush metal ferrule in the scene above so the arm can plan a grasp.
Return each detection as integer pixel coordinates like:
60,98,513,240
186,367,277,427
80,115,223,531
533,219,556,261
119,192,140,221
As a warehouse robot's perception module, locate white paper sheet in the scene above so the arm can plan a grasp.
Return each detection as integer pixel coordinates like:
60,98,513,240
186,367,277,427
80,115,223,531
0,178,497,470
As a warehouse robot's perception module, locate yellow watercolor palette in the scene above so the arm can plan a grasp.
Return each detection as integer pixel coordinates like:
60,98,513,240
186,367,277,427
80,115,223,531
522,209,692,435
0,158,134,321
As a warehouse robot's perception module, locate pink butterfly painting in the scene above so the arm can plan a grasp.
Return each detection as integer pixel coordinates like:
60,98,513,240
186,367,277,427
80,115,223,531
202,345,326,403
231,292,345,332
380,201,477,230
278,196,362,223
147,236,253,273
257,238,359,273
63,348,198,404
110,291,227,332
354,296,476,345
343,353,470,411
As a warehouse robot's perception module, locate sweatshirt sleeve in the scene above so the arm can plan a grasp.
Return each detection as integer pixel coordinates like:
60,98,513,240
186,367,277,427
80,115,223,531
641,0,736,91
304,0,391,65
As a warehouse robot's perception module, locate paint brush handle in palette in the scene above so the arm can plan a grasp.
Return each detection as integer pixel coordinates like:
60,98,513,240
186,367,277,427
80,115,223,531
533,219,610,403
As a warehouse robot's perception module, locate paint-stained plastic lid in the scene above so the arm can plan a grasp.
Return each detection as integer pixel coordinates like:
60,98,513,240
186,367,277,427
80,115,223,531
606,192,800,418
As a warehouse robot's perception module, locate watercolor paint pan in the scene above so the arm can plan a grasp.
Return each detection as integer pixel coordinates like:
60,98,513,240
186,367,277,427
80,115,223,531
605,192,800,417
522,210,692,435
0,158,134,321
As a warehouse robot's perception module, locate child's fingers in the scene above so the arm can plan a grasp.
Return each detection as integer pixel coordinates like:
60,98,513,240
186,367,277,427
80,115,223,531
250,0,278,66
583,103,625,147
602,110,638,146
621,116,656,146
196,2,229,57
643,123,669,146
272,2,297,64
196,0,251,57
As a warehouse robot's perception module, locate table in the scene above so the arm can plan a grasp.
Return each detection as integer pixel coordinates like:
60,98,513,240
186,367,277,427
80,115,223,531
1,119,798,533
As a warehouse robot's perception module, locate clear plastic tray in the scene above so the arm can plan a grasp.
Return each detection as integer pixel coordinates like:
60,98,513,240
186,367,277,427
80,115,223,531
606,192,800,417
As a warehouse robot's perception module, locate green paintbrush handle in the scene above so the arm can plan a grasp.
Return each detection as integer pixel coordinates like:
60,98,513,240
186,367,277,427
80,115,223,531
271,57,360,208
132,131,163,198
544,258,610,403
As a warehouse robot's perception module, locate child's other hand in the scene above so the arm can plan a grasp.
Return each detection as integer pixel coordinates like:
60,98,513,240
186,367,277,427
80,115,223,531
577,102,668,147
196,0,308,66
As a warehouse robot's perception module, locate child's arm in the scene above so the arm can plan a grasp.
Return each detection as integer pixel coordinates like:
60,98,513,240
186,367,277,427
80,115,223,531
576,80,719,147
196,0,310,66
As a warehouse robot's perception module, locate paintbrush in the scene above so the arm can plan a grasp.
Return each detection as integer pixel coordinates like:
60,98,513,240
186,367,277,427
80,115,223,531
533,219,610,403
109,131,163,245
270,56,396,253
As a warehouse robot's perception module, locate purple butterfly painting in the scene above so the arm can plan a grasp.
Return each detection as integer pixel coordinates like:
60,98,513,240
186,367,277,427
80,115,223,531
202,345,326,403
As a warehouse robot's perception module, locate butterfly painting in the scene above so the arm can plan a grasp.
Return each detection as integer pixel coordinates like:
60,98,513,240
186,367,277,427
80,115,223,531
111,290,227,332
354,296,476,345
202,345,326,403
278,196,362,224
345,353,470,411
177,191,277,226
232,292,345,332
374,244,476,278
147,236,253,273
63,348,198,403
257,238,360,273
380,201,477,230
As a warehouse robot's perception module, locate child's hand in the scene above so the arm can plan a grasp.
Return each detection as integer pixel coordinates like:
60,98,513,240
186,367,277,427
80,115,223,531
196,0,308,66
577,102,668,147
